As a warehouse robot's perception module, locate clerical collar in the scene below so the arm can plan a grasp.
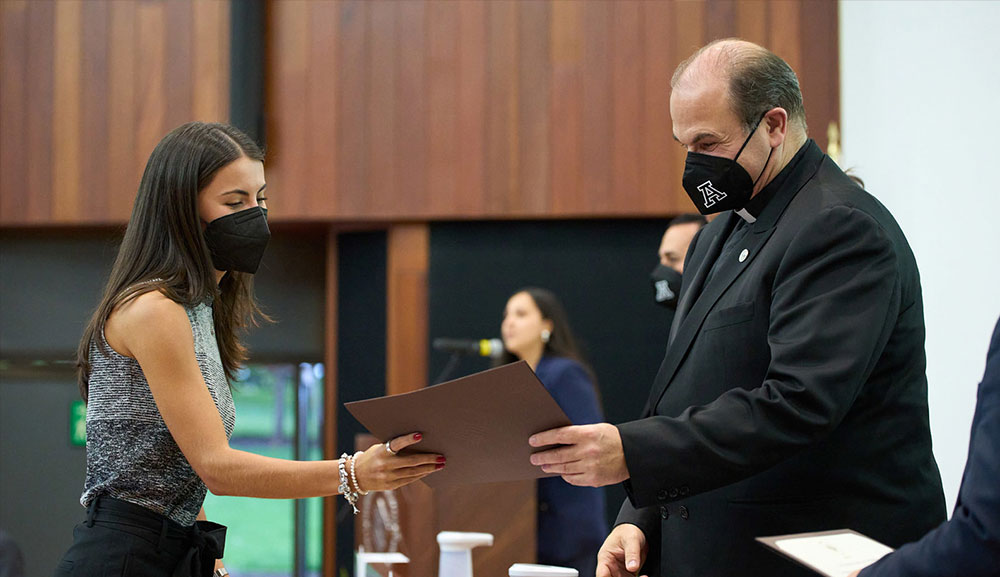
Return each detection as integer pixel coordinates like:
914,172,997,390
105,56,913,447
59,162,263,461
735,141,811,223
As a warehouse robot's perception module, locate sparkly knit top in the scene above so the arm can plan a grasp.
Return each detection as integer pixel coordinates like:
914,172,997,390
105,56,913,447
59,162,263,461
80,301,235,526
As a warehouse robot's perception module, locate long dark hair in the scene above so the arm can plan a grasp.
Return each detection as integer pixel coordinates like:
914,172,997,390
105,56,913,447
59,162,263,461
498,287,600,397
77,122,270,401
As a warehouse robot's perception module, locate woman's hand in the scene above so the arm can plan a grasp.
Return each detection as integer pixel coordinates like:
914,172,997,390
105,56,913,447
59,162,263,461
353,433,445,492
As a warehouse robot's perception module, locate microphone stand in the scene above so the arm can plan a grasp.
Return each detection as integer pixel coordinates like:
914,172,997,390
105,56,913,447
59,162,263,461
433,352,463,385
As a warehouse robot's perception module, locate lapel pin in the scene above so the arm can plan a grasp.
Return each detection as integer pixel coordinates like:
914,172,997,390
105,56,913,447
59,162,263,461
739,249,749,263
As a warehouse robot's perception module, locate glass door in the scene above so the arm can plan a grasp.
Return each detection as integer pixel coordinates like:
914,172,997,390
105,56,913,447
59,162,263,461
203,362,325,577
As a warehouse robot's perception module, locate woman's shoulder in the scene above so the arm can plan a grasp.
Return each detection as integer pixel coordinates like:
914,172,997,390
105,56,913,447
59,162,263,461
106,290,191,356
540,355,583,371
114,289,187,323
538,356,590,382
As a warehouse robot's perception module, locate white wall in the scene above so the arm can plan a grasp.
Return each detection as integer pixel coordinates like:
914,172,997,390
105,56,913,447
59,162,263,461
840,0,1000,511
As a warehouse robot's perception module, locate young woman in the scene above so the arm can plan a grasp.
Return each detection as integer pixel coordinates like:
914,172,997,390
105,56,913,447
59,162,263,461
499,287,607,577
55,122,443,577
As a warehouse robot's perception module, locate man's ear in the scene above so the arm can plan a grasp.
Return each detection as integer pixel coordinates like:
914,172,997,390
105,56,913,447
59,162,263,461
765,107,789,148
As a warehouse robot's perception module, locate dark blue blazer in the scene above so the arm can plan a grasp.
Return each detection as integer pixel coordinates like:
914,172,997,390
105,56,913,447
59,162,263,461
860,316,1000,577
534,355,608,564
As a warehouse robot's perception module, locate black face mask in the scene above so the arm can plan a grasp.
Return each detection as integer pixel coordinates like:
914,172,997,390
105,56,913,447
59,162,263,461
203,206,270,274
650,264,683,310
681,113,773,215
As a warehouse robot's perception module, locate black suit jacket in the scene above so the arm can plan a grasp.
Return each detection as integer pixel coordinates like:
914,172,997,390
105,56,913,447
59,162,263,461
860,316,1000,577
615,141,946,577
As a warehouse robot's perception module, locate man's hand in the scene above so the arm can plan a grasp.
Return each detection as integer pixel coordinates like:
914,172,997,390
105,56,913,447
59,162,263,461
596,524,648,577
528,423,629,487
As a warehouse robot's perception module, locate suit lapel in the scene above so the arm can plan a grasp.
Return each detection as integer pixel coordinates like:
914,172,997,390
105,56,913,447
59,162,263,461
667,214,737,346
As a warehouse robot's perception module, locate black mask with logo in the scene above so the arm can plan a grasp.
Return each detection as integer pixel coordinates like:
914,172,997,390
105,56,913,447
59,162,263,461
203,206,270,274
650,264,682,310
681,112,773,215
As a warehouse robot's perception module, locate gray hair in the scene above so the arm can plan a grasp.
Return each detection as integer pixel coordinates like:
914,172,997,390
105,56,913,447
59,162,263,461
672,39,807,135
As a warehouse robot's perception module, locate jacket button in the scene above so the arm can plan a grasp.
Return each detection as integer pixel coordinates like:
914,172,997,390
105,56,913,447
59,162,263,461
539,502,549,512
657,490,668,501
660,506,669,520
679,506,690,520
679,485,690,496
668,488,679,498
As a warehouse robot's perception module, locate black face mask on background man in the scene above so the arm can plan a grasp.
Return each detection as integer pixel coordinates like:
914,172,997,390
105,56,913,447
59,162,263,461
650,264,683,310
204,206,270,274
681,112,773,215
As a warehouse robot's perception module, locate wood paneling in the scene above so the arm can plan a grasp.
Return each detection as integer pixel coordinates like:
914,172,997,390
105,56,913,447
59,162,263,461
1,0,839,224
323,227,339,577
386,224,429,396
0,0,230,225
265,0,839,223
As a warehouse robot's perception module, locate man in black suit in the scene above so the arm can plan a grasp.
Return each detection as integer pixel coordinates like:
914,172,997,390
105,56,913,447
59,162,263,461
529,39,946,576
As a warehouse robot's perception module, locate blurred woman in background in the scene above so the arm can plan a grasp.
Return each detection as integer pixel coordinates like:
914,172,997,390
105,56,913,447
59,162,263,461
499,287,608,577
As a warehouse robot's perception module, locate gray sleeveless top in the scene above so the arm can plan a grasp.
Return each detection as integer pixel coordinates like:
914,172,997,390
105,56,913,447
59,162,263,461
81,301,236,526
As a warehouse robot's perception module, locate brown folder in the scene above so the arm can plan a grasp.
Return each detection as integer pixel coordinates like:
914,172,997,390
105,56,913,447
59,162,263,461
345,360,572,489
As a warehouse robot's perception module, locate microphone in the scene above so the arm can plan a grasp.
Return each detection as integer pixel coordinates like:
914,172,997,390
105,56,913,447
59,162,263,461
432,338,505,359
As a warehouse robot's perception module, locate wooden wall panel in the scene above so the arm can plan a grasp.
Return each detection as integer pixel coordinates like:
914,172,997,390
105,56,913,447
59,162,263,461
518,1,551,215
455,1,488,216
2,0,838,225
386,224,429,397
307,1,339,219
334,0,368,218
1,1,28,222
580,2,612,215
323,228,339,577
643,1,680,214
549,0,583,215
612,1,643,213
485,0,518,216
52,0,81,222
26,0,55,222
396,1,428,218
266,0,837,223
80,1,110,219
107,0,138,219
799,0,840,153
0,0,230,226
426,1,459,215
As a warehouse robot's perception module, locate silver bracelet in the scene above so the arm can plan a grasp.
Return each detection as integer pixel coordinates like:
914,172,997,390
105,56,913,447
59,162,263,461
350,451,369,496
338,453,359,514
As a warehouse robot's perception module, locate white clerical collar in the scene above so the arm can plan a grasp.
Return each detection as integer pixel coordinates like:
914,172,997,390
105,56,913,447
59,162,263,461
735,208,757,223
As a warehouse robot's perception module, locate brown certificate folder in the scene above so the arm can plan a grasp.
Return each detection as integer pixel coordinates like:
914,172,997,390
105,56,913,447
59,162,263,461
345,360,572,489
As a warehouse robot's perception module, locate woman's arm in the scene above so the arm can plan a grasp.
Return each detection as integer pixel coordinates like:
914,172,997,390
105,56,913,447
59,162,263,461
106,291,442,498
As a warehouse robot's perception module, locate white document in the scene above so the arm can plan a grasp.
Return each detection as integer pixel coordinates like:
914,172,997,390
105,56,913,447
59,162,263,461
757,529,894,577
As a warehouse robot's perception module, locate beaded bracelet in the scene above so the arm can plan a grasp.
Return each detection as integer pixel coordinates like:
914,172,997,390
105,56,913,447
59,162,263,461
339,453,360,514
350,451,369,496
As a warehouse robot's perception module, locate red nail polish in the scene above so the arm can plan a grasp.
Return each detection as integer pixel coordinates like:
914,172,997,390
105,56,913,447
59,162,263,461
435,463,445,470
413,433,423,441
436,456,446,464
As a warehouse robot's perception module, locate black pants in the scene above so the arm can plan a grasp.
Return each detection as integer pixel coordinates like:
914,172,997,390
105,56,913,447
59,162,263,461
54,497,225,577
